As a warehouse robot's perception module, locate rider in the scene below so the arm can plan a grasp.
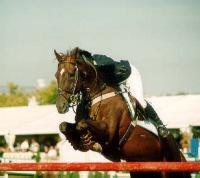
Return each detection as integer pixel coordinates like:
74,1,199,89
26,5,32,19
79,49,169,138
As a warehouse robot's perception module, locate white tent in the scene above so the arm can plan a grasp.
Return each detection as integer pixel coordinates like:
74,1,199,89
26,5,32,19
0,95,200,135
147,95,200,128
0,95,200,163
0,105,110,163
0,105,75,135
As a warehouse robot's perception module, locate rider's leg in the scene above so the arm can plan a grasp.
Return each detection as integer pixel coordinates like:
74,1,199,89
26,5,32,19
144,102,169,137
126,65,147,108
126,65,169,138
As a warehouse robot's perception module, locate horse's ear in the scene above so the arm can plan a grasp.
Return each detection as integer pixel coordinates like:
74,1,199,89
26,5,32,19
74,47,80,58
54,50,62,62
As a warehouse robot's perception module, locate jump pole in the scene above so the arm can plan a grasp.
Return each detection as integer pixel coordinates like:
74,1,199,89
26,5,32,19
0,162,200,172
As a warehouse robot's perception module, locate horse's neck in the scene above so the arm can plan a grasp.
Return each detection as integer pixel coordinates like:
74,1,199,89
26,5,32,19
84,76,114,98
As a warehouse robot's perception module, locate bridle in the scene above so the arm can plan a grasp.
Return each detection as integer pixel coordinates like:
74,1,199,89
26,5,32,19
57,60,79,107
57,55,98,108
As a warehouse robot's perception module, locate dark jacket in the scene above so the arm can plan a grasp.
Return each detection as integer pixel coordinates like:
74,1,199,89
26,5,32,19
92,54,131,84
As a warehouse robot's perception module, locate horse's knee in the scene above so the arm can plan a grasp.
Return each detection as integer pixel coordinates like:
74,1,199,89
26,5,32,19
76,120,88,132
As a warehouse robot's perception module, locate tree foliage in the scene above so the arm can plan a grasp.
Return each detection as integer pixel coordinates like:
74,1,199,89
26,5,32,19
35,81,57,105
0,82,28,107
0,81,58,107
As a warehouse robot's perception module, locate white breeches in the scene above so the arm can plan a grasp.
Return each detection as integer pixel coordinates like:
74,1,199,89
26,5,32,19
124,65,147,108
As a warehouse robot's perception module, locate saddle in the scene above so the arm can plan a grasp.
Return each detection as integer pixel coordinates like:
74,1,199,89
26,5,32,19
119,90,159,145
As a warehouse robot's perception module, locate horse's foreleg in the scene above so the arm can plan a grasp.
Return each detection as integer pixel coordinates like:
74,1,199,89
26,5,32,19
87,120,109,138
59,122,89,151
76,120,109,140
76,120,110,152
59,122,77,140
59,122,79,148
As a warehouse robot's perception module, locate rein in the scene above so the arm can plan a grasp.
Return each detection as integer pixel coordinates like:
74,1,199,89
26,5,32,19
81,55,99,93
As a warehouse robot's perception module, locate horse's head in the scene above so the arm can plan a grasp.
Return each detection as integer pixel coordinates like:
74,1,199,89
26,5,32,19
54,47,98,113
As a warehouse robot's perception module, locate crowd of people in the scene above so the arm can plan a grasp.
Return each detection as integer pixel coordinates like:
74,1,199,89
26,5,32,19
0,138,59,162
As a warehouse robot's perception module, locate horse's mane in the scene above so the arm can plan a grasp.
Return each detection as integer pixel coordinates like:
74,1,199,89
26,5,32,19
55,47,93,64
64,47,92,59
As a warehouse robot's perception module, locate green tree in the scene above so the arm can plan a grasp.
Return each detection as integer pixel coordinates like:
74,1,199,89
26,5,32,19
35,81,57,105
0,82,28,107
8,82,19,95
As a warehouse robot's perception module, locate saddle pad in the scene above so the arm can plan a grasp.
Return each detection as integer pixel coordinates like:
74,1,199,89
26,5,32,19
133,120,158,136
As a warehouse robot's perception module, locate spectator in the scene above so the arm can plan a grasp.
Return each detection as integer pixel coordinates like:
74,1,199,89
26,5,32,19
44,145,49,154
30,139,40,153
20,139,29,152
47,146,57,160
180,131,191,153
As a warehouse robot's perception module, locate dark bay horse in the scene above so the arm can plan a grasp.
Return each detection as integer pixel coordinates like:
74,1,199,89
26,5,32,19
54,48,190,178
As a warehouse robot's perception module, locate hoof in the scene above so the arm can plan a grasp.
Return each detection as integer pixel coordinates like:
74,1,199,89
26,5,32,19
92,143,102,153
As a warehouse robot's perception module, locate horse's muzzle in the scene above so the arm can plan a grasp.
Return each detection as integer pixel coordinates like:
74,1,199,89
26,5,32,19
56,95,69,114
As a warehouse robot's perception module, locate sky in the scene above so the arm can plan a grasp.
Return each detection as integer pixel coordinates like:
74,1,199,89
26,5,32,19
0,0,200,95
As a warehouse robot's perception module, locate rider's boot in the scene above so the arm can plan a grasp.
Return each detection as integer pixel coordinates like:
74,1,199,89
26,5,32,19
144,102,169,138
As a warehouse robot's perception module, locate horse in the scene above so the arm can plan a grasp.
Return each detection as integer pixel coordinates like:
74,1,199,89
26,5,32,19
54,47,191,178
